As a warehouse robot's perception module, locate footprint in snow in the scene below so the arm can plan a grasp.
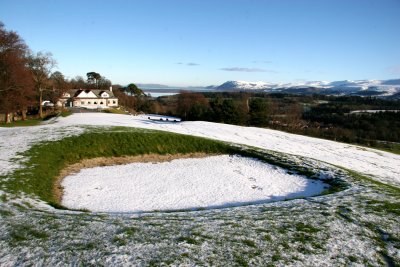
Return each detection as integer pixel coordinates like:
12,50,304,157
251,185,263,191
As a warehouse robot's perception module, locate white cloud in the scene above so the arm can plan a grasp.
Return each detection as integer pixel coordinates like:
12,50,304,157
176,62,200,66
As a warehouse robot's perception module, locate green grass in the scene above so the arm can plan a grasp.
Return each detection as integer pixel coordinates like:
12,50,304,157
60,110,72,117
0,119,42,127
365,199,400,216
242,239,257,248
123,227,138,237
345,169,400,195
101,108,127,114
112,236,128,246
372,142,400,155
348,255,358,263
295,222,321,234
9,224,49,244
1,126,348,209
234,253,249,267
271,253,282,262
0,209,14,217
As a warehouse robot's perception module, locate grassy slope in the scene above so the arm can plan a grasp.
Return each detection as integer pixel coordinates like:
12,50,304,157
1,126,399,266
2,127,347,208
373,142,400,155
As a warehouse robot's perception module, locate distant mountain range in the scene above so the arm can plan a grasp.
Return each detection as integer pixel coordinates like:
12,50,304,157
137,83,211,91
211,79,400,98
137,79,400,99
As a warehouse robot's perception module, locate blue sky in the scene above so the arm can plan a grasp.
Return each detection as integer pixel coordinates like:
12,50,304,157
1,0,399,86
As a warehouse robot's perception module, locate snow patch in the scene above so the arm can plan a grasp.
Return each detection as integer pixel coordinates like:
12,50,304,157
61,155,326,212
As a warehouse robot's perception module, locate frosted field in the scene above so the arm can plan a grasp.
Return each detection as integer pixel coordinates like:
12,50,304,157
1,112,399,266
57,113,400,187
62,155,326,212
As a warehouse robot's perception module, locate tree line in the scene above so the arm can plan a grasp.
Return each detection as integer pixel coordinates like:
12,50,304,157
0,22,123,123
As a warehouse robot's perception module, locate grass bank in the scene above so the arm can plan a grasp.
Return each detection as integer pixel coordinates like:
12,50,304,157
2,127,348,209
0,119,43,127
101,108,127,114
0,111,72,127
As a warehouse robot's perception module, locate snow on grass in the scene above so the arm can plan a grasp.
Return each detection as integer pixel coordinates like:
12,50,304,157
0,125,84,176
57,113,400,186
61,155,326,212
1,112,399,266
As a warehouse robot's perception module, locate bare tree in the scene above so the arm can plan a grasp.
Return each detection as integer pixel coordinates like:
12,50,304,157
50,71,66,89
97,76,112,90
49,71,68,105
27,51,56,118
0,22,27,55
177,91,209,120
69,75,87,89
0,22,35,122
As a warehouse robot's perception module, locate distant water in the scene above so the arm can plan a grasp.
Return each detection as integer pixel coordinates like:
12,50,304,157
143,87,216,97
147,92,178,98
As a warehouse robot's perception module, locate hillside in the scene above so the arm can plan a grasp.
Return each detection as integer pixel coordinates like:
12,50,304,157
214,79,400,98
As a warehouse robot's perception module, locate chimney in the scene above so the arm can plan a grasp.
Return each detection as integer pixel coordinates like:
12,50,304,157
109,86,113,92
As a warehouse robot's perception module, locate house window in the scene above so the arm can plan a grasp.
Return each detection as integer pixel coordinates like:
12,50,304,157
94,101,97,104
100,102,103,104
88,101,91,104
81,101,85,105
113,101,116,104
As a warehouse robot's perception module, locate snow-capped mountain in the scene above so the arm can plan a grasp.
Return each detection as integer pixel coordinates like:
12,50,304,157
214,79,400,98
217,81,279,90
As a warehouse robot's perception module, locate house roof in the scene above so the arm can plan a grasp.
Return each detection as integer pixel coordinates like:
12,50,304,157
65,89,116,98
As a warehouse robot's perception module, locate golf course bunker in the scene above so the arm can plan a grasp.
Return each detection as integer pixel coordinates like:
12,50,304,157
61,155,327,213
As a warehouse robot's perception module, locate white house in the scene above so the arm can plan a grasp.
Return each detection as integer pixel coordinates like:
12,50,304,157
58,87,118,109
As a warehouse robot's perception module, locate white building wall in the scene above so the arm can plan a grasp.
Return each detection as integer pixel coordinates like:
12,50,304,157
73,98,118,109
